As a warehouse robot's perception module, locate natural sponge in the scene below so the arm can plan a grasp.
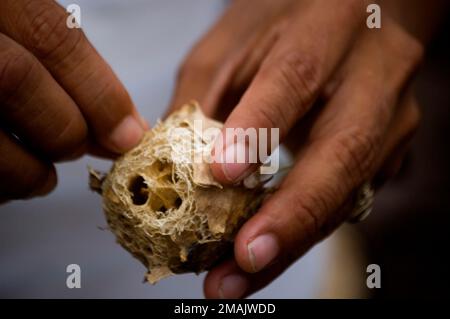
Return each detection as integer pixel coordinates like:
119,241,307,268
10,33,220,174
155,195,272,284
90,102,265,283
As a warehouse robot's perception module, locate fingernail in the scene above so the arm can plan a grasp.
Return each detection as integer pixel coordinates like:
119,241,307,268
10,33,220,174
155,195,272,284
247,233,279,272
109,116,144,153
218,274,249,299
217,142,254,183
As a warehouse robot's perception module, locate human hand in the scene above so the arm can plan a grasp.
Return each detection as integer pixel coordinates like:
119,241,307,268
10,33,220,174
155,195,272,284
0,0,147,201
167,0,432,298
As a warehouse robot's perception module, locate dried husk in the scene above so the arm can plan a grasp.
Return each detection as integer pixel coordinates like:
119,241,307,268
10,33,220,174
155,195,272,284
90,102,266,283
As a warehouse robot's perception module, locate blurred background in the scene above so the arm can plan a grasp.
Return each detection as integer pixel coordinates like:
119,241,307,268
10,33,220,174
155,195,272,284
0,0,448,298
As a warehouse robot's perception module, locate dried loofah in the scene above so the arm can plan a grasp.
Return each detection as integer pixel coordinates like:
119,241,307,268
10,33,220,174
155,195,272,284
90,102,266,283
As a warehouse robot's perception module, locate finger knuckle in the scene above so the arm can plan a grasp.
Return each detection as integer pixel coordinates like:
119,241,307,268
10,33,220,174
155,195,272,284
45,117,88,161
402,98,421,139
82,79,133,139
0,49,36,99
329,127,379,186
393,29,425,78
177,53,216,81
408,101,421,134
403,35,425,71
88,79,129,117
290,191,331,243
262,51,321,112
255,101,290,135
20,1,82,60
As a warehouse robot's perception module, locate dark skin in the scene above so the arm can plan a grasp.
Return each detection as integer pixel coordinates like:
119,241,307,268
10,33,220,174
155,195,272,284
0,0,147,201
0,0,448,298
167,0,449,298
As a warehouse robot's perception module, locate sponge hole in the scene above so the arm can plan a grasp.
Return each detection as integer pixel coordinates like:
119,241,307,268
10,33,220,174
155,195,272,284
175,196,182,209
128,175,149,205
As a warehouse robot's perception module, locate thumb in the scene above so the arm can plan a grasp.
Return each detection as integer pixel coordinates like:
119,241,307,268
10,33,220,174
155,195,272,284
210,53,321,184
208,0,362,184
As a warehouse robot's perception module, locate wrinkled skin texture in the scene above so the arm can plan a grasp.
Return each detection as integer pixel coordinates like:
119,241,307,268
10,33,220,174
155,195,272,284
0,0,447,299
167,0,448,298
0,0,147,202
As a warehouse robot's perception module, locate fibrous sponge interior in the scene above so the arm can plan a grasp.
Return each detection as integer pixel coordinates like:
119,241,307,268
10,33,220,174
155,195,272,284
99,102,264,283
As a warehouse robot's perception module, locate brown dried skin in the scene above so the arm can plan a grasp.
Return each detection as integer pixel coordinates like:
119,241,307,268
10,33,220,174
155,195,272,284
92,102,265,283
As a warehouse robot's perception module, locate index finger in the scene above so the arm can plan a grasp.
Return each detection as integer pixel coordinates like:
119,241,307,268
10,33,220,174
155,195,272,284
0,0,147,153
210,0,366,184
